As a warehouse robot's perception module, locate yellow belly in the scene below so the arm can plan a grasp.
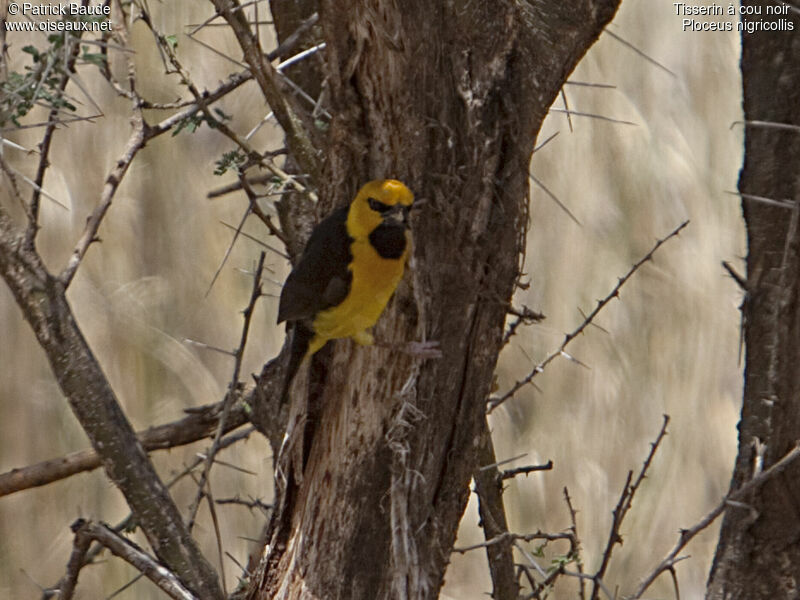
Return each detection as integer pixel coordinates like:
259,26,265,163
309,236,408,354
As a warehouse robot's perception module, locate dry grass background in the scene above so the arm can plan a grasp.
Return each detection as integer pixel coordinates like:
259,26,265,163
0,2,744,598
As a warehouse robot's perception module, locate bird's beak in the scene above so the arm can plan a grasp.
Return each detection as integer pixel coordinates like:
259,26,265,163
384,205,410,227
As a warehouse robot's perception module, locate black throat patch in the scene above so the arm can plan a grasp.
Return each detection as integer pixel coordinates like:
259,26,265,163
368,223,407,259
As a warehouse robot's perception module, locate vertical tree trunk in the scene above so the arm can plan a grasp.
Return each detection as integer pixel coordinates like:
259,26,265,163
251,2,620,598
707,3,800,598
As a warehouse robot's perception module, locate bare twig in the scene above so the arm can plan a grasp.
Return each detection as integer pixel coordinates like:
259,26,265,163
500,461,554,481
206,192,258,297
71,520,198,600
209,0,322,186
565,80,616,89
187,252,266,531
631,444,800,598
591,415,669,600
59,109,147,287
529,173,581,226
206,168,286,199
266,12,319,61
216,495,273,514
42,427,254,598
0,400,249,497
473,417,520,599
0,217,223,598
218,220,290,260
548,107,636,126
199,476,228,593
722,260,747,291
502,304,545,347
560,88,573,133
564,487,586,600
25,30,84,249
489,220,690,413
453,530,574,554
51,519,93,600
602,29,676,78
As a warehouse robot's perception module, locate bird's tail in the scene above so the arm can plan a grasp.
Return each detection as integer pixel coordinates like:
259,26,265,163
280,322,314,404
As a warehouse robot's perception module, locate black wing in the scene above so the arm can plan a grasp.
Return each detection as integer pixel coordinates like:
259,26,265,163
277,205,353,324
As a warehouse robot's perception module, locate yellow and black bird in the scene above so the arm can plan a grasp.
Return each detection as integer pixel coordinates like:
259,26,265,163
277,179,414,402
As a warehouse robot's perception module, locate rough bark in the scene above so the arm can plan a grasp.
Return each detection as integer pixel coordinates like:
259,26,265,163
248,2,620,599
706,3,800,598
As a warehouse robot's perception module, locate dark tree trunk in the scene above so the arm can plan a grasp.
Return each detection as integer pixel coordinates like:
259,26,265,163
707,3,800,598
248,2,620,599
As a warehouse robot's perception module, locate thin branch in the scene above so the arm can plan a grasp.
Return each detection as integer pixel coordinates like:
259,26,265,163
548,107,636,126
265,12,319,61
218,220,290,260
187,252,266,531
591,415,669,600
26,30,83,248
216,495,273,514
533,131,559,153
473,417,520,599
560,88,573,133
488,220,689,413
602,29,676,78
631,444,800,598
502,304,545,348
453,530,573,554
59,109,147,287
565,80,617,89
0,113,104,134
529,173,581,226
51,519,93,600
42,427,254,598
0,401,249,497
563,487,586,600
209,0,322,186
206,167,286,199
72,520,198,600
722,260,747,291
500,461,554,481
201,478,228,593
206,194,257,297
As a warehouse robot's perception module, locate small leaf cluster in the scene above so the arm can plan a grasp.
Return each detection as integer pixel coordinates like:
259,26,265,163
214,150,247,176
172,108,233,137
0,34,76,127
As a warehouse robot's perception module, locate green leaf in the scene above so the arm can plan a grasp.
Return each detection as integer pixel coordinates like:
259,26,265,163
81,52,107,69
164,34,178,52
21,46,40,60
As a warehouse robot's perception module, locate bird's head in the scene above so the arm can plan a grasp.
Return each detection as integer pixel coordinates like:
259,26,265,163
347,179,414,239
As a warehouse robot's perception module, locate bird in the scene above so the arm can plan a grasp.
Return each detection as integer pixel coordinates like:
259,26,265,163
277,179,415,403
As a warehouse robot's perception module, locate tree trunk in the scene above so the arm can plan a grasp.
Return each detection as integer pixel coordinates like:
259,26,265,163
250,2,620,598
706,3,800,598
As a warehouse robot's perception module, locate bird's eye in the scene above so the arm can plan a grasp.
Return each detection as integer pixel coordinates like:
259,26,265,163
368,197,391,213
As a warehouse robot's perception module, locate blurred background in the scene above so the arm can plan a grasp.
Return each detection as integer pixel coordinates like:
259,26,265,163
0,1,744,598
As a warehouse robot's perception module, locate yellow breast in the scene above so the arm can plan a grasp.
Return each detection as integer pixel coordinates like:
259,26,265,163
310,233,409,352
